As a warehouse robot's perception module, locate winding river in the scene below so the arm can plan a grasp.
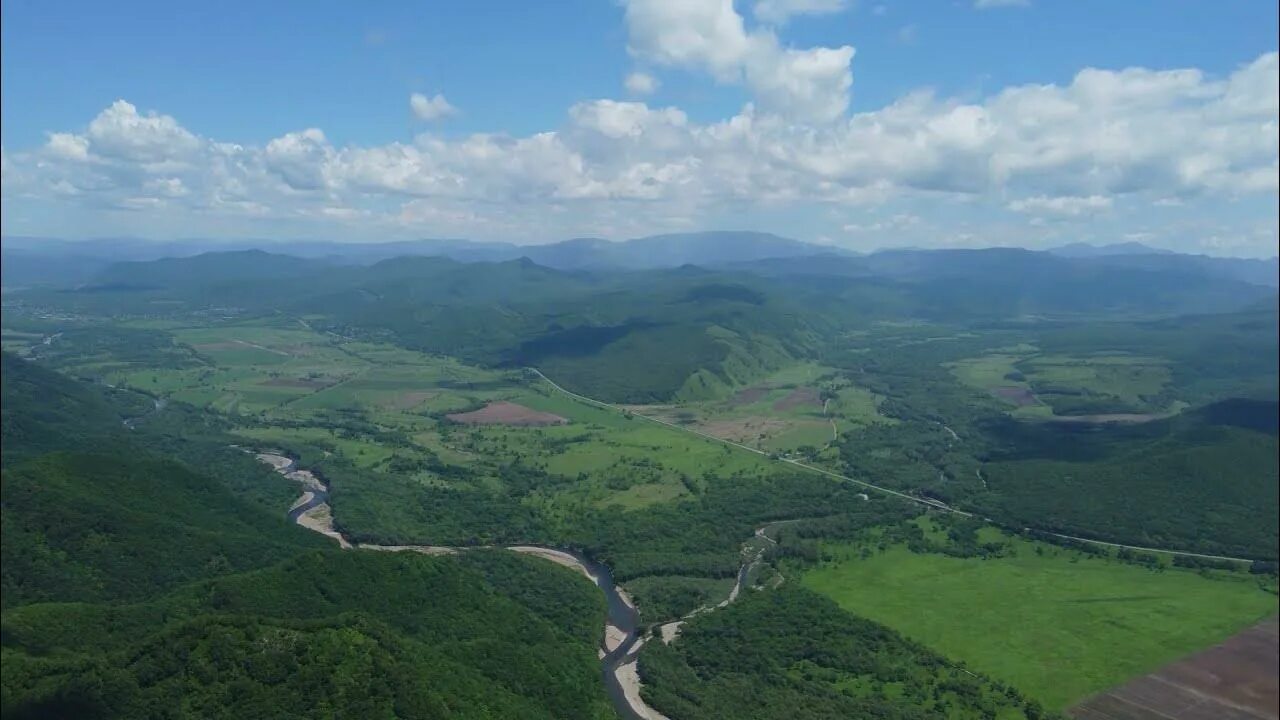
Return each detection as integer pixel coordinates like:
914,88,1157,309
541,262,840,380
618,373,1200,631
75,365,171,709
254,451,672,720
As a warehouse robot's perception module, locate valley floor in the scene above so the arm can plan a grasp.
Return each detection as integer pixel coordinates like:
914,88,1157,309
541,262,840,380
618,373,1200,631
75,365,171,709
799,538,1278,709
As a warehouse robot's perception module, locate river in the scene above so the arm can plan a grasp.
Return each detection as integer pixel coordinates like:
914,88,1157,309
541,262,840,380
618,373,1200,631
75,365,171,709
254,451,656,720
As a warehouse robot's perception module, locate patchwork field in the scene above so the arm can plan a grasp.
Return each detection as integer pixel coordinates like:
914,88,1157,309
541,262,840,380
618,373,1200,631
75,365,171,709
44,317,777,513
1069,618,1279,720
950,348,1180,420
447,401,568,426
800,533,1279,710
625,362,892,456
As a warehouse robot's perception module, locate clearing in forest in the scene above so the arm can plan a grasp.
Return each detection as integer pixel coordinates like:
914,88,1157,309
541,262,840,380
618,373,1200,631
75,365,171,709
800,534,1279,710
447,401,569,426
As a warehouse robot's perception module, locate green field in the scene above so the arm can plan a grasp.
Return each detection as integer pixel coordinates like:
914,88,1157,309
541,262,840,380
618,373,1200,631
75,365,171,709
45,317,776,513
800,537,1278,709
950,347,1179,419
624,362,892,456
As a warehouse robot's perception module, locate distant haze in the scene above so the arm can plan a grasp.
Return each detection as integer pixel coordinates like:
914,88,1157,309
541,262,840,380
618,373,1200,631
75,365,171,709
3,232,1276,292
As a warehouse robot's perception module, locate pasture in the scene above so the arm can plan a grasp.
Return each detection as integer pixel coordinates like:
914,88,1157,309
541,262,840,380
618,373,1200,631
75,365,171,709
800,535,1278,710
624,362,892,455
47,317,780,512
950,348,1177,419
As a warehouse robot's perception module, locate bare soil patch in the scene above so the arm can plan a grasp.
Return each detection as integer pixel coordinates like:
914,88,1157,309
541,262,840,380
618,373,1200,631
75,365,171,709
698,417,789,443
447,401,568,426
729,386,770,407
993,386,1038,406
1069,618,1279,720
773,387,821,412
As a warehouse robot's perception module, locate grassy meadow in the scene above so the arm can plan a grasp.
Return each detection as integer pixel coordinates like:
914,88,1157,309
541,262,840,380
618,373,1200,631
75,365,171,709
949,346,1180,419
800,533,1278,709
623,362,894,456
50,317,777,513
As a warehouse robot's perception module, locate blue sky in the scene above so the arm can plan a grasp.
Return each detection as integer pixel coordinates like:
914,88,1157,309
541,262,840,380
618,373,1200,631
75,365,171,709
2,0,1277,256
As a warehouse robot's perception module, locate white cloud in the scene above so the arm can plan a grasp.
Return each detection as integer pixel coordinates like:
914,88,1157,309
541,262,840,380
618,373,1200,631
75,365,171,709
3,52,1277,255
625,71,661,95
83,100,200,163
1008,195,1112,216
409,92,457,121
264,128,333,191
568,99,688,139
753,0,848,25
142,177,189,198
622,0,855,123
975,0,1029,8
45,133,91,161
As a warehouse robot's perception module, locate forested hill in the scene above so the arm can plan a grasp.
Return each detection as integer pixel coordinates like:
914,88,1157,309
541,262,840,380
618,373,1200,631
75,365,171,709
0,352,327,607
9,243,1276,403
0,355,613,719
1,351,127,466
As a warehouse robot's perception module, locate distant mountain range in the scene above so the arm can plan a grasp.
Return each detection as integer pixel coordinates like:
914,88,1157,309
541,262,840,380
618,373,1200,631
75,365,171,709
1,231,847,287
3,232,1276,289
1047,241,1176,258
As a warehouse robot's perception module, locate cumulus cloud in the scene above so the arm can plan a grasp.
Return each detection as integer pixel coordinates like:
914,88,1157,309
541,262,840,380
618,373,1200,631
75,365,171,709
45,133,90,161
2,52,1276,252
622,0,855,123
264,128,333,191
83,100,200,163
625,71,661,95
753,0,848,25
409,92,457,121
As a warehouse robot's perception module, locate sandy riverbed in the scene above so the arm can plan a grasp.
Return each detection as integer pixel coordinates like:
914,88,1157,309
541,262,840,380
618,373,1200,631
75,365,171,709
614,640,672,720
289,491,315,512
657,621,684,644
604,623,628,653
358,543,457,556
284,469,325,492
507,546,597,582
296,503,351,548
255,452,293,471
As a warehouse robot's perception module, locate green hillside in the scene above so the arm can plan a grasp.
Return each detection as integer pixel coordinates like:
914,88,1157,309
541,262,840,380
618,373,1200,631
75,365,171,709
1,352,128,466
1,452,326,608
1,551,611,720
0,355,612,719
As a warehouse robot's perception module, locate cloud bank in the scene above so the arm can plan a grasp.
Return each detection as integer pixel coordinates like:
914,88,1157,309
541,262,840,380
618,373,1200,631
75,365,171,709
1,0,1276,255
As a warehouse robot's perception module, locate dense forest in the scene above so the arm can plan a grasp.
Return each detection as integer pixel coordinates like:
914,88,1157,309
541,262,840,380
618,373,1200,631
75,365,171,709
639,587,1053,720
974,403,1280,559
2,551,612,720
0,354,614,719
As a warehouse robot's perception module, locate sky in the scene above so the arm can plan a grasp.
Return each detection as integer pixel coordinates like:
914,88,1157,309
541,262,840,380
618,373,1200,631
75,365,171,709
2,0,1277,257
